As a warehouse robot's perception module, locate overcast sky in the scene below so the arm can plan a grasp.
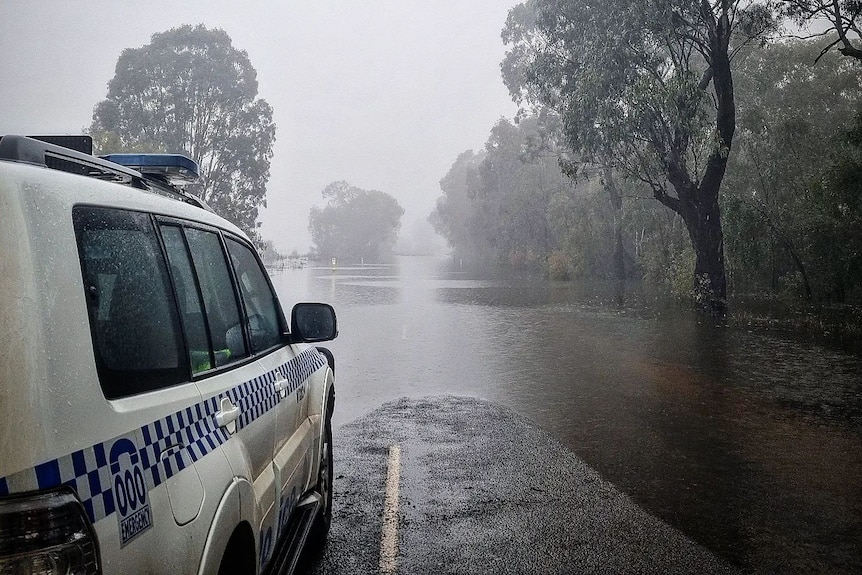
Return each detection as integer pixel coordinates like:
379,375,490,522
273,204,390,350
0,1,519,253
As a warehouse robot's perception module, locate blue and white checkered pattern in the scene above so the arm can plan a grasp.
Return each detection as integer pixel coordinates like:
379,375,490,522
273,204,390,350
0,347,328,525
280,349,328,396
229,370,281,430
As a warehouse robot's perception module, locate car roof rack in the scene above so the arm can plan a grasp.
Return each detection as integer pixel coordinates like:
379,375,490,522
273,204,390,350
0,135,210,211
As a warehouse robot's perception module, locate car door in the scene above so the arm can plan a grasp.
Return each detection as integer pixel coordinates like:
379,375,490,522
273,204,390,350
222,237,311,549
164,223,284,569
73,208,216,559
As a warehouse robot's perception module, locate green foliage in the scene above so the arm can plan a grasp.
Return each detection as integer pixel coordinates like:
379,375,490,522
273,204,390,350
724,39,862,301
625,197,694,298
309,182,404,263
811,116,862,300
502,0,771,183
547,175,616,279
475,118,561,261
429,150,491,264
663,243,697,301
433,11,861,309
432,115,576,272
433,112,674,285
90,24,275,239
502,0,775,313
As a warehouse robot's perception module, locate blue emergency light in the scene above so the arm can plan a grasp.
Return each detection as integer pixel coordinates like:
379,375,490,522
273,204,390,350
100,153,200,186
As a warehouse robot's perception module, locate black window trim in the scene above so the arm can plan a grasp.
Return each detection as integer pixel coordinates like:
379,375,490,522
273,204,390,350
73,205,190,399
73,203,294,400
157,221,217,376
223,235,288,354
153,215,290,381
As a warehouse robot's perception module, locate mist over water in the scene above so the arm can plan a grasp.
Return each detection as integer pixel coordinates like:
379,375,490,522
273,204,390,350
272,255,862,574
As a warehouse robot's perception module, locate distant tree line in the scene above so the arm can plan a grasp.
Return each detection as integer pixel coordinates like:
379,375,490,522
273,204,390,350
432,21,862,308
309,181,404,263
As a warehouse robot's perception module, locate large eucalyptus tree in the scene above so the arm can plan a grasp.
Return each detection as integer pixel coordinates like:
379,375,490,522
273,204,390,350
91,25,275,239
502,0,773,313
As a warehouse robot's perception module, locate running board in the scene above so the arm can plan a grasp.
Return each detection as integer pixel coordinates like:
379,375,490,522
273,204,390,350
263,491,322,575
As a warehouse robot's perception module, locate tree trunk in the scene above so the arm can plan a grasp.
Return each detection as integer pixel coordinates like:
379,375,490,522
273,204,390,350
603,167,626,305
681,194,727,315
660,176,730,316
652,2,733,317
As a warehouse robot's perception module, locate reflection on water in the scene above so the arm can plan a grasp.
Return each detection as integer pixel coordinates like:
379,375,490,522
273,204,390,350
271,256,862,574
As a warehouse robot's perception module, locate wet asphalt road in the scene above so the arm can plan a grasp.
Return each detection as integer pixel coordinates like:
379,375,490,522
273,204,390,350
301,396,738,575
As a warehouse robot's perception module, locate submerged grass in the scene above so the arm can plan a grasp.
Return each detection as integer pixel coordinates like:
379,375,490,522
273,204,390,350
728,294,862,356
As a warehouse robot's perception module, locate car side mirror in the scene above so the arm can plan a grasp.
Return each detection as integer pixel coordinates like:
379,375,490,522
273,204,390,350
290,303,338,343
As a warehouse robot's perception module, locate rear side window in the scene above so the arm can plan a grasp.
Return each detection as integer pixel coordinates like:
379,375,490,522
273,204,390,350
184,227,249,367
74,207,186,398
161,225,214,374
226,238,283,352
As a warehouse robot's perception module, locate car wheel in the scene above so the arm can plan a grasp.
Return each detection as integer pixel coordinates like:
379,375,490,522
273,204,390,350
308,407,333,549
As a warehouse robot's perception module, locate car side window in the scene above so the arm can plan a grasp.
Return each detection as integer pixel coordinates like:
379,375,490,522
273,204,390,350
225,238,284,353
73,207,187,398
184,227,249,367
161,224,215,374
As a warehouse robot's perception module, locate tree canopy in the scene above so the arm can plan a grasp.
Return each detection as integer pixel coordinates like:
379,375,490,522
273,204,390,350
723,38,862,301
432,28,862,306
772,0,862,61
90,24,276,239
431,115,625,281
502,0,774,313
309,182,404,263
430,149,489,263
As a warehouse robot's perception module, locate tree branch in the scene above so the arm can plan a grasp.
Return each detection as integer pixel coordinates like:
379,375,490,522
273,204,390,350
832,0,862,59
815,37,843,62
781,29,834,40
650,180,682,213
698,66,714,90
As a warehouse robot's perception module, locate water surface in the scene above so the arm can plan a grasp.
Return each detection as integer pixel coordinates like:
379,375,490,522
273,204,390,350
272,256,862,574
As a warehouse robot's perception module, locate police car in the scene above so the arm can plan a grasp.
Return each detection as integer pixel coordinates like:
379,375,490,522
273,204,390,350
0,135,337,574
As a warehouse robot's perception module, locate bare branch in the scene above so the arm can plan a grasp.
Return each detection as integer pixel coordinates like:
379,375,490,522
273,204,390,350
781,29,834,40
814,37,844,62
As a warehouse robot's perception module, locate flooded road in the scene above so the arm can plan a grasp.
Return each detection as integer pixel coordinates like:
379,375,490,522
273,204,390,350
272,256,862,574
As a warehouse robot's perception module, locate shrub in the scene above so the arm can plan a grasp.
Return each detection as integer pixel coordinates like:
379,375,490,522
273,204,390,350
547,250,572,280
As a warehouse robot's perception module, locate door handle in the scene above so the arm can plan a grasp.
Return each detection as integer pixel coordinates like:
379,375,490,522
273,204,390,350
159,441,184,461
215,397,240,435
274,378,288,399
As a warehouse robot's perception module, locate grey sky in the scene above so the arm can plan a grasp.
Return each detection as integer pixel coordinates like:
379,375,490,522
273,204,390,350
0,1,519,253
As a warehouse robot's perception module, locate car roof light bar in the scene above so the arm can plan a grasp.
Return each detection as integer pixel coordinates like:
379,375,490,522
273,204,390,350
0,135,210,211
100,154,200,186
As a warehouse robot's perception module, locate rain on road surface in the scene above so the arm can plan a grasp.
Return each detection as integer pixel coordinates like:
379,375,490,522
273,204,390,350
304,396,736,574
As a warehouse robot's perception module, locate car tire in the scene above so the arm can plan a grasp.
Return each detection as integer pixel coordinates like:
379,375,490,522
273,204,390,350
308,405,333,550
217,524,255,575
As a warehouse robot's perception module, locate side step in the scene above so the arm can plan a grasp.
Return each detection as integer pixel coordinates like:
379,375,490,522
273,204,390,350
263,492,321,575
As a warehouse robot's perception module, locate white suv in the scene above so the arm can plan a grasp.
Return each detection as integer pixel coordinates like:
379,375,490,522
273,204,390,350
0,135,337,574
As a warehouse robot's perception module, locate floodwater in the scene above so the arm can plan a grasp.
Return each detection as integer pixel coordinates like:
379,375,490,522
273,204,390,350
271,255,862,574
